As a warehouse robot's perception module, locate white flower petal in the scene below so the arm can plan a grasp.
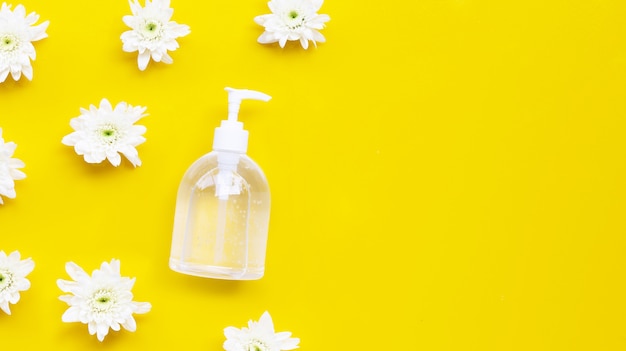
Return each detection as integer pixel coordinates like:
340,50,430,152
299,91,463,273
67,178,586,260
8,290,20,303
275,331,292,341
133,301,152,314
0,69,10,83
137,50,151,71
99,98,113,111
0,301,11,315
278,36,288,48
30,21,50,41
299,37,309,49
96,323,110,342
8,157,25,168
223,339,238,351
64,262,89,282
7,250,20,261
258,32,278,44
13,4,25,17
122,315,137,331
106,151,122,167
254,14,270,25
10,69,22,81
61,306,81,322
14,278,30,291
118,145,142,167
258,311,276,334
88,321,97,335
224,326,242,339
17,259,34,275
160,52,173,64
281,337,301,350
58,294,74,304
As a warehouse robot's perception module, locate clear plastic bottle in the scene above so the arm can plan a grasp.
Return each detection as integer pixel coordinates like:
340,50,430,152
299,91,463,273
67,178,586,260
169,88,271,280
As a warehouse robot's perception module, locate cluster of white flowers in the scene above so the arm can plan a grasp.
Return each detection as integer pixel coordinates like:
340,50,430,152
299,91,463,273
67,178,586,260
2,252,153,342
0,0,331,85
0,2,48,82
1,251,303,346
0,0,330,189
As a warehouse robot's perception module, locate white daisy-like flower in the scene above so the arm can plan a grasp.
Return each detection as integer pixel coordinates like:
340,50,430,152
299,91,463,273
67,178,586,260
61,98,147,167
254,0,330,49
0,127,26,205
121,0,190,71
223,311,300,351
0,2,49,82
0,250,34,315
57,259,152,342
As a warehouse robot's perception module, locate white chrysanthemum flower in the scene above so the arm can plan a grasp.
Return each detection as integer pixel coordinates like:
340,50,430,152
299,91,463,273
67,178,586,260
254,0,330,49
57,259,152,342
0,128,26,205
121,0,190,71
61,98,147,167
0,250,34,315
0,2,49,82
224,311,300,351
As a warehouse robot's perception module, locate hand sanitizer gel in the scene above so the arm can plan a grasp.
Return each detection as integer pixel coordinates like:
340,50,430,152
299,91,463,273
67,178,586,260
169,87,272,280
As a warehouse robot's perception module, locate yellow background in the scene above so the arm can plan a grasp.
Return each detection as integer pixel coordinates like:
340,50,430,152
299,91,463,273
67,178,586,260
1,0,626,349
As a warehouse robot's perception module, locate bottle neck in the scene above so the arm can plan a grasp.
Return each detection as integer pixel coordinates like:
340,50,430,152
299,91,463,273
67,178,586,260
216,150,241,171
215,151,242,200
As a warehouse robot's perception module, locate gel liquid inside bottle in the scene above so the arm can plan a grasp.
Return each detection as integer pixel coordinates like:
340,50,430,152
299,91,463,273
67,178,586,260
169,87,271,280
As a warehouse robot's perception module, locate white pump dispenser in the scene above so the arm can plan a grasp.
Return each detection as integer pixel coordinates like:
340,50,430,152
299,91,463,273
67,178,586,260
170,87,272,280
212,88,271,200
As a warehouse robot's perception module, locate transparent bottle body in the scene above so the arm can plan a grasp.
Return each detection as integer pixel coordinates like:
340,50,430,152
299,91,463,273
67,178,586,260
169,152,270,280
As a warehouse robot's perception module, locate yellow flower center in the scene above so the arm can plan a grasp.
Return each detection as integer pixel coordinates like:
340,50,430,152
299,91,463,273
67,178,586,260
0,269,15,292
246,340,269,351
141,20,164,40
0,34,19,52
283,9,306,30
97,124,121,145
90,288,117,313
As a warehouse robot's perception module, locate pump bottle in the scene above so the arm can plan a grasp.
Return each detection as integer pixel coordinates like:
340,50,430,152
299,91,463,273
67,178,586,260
169,87,271,280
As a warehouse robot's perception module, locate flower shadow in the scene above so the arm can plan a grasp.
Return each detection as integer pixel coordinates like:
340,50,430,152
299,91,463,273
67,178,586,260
56,320,139,348
0,78,22,92
60,144,144,179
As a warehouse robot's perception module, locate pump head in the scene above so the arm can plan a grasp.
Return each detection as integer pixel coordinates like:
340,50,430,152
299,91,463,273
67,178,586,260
213,87,272,154
226,87,271,122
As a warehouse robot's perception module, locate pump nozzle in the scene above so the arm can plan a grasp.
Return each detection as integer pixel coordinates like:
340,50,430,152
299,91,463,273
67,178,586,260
225,87,272,122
